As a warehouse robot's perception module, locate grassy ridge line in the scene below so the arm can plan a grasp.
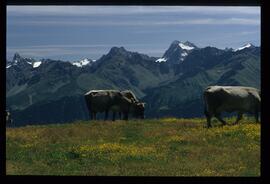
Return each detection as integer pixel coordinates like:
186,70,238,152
6,118,260,176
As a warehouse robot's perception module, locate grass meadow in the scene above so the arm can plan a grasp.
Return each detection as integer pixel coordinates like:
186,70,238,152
6,117,260,176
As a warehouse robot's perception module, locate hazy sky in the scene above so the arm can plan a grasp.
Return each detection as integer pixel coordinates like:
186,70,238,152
7,6,260,61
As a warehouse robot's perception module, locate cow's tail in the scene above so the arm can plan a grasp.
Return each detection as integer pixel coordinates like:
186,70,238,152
203,90,210,117
84,94,91,117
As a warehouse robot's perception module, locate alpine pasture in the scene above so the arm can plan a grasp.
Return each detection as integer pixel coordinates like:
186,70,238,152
6,117,260,176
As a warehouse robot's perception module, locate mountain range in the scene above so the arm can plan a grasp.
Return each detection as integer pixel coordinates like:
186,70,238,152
6,41,261,126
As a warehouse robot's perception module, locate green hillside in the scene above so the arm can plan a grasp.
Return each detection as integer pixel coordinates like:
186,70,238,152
6,118,260,176
143,51,260,118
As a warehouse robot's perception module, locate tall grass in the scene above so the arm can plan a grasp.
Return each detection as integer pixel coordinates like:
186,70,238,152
6,117,260,176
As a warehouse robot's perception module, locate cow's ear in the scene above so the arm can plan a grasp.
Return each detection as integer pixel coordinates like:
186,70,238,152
123,96,133,103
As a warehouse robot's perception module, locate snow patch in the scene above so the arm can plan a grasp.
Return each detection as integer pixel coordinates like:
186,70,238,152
27,61,32,65
181,52,188,57
234,43,252,52
155,58,167,63
179,43,194,50
72,58,91,67
33,61,42,68
179,52,188,62
6,65,11,69
72,63,81,67
81,58,90,65
72,58,93,67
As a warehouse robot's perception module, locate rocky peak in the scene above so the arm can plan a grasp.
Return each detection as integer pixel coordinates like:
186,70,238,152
109,47,129,56
12,52,22,63
162,40,198,64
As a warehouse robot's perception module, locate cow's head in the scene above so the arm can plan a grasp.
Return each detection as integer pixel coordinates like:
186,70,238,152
132,102,145,119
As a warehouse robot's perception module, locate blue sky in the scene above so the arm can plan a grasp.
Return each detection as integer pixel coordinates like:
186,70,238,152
7,6,260,61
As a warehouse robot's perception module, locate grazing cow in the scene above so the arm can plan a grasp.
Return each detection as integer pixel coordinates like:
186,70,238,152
111,101,145,121
84,90,145,121
112,90,145,120
203,86,261,128
6,110,13,125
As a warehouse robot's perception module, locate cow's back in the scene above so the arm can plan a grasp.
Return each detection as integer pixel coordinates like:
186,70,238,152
204,86,260,113
219,87,260,112
85,90,120,112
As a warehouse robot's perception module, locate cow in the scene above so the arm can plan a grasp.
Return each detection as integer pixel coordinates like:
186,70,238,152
203,86,261,128
6,110,13,125
84,90,145,121
112,90,145,120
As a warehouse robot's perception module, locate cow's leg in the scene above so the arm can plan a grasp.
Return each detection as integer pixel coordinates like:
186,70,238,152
112,112,116,121
119,112,122,120
90,112,94,120
123,112,128,121
214,113,227,126
206,115,212,128
89,111,92,120
104,110,109,121
255,110,259,123
205,111,212,128
93,112,97,120
233,112,243,125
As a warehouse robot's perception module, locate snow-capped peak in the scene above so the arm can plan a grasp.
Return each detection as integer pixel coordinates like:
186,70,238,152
179,43,194,50
7,53,43,69
72,58,93,67
234,43,253,52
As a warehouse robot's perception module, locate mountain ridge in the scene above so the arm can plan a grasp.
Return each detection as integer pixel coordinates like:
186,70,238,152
6,40,261,126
